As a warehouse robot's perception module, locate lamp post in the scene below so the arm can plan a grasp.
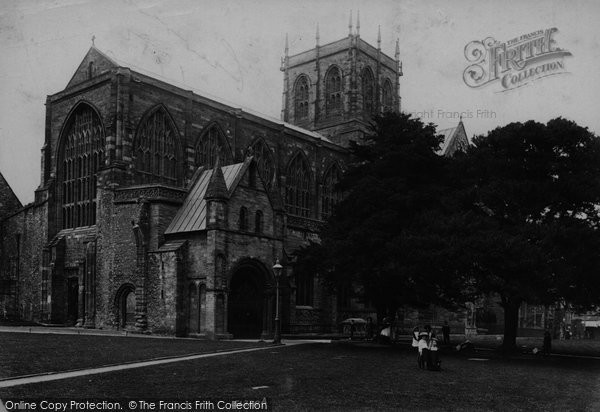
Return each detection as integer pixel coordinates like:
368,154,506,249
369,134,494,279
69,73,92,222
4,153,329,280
272,259,283,344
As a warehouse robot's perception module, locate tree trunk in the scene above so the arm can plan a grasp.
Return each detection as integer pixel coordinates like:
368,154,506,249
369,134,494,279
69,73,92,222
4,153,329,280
501,297,521,351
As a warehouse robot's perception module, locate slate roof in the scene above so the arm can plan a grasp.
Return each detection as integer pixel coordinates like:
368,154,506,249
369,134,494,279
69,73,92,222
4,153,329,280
437,121,469,156
437,126,459,155
165,163,245,234
155,239,187,253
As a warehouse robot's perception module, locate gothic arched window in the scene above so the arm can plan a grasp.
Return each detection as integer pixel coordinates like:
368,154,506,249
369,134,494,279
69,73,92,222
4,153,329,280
239,207,248,231
196,124,233,169
294,75,309,121
249,139,274,189
255,210,263,234
321,164,343,220
362,68,375,114
325,66,343,115
60,103,105,229
382,79,393,112
134,107,180,185
285,153,311,217
88,61,94,80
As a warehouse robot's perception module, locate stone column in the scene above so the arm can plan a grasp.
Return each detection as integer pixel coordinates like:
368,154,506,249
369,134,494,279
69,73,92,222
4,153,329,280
83,241,96,328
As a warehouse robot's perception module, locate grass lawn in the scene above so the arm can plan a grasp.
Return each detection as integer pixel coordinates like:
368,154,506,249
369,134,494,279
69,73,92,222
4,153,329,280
0,332,267,379
467,335,600,357
1,340,599,411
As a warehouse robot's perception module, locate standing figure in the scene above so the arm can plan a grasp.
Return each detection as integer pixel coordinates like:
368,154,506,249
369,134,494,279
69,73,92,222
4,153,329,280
412,326,420,366
428,334,441,371
442,321,451,345
412,326,420,348
418,332,429,369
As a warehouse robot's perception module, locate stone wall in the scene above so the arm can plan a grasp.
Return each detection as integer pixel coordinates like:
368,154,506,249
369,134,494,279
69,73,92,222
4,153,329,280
0,201,48,320
4,46,350,335
147,246,186,335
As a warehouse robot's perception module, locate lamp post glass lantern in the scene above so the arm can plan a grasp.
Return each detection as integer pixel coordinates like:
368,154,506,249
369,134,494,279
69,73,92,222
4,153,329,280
273,259,283,344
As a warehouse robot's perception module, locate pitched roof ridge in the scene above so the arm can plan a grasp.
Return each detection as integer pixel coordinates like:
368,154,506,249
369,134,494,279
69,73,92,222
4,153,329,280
90,45,119,66
88,47,334,145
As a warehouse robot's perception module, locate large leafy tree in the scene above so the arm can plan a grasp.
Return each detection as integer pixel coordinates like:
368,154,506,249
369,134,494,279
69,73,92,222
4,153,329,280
456,118,600,349
296,113,471,323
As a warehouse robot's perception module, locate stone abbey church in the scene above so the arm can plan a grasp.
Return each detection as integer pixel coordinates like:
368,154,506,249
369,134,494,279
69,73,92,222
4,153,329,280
0,24,467,338
0,24,403,338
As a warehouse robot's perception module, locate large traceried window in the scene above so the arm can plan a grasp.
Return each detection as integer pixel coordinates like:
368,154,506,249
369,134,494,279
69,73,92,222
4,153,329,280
135,107,180,185
362,68,375,114
60,103,105,229
249,139,274,189
325,66,343,115
294,75,309,121
321,164,343,220
285,153,311,217
196,124,233,169
382,79,393,112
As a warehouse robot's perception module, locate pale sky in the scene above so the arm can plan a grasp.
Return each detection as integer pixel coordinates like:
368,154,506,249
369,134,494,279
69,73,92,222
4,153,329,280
1,0,599,204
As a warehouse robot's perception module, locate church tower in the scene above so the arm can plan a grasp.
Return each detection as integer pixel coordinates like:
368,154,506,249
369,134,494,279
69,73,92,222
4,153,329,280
280,12,403,147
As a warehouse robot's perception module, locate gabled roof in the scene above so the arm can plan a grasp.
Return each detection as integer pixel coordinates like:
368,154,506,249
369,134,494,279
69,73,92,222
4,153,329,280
0,170,22,220
165,162,246,234
437,120,469,156
65,46,118,89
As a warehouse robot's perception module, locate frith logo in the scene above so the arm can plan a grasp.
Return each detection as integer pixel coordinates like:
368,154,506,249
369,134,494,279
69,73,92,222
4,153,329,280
463,28,572,91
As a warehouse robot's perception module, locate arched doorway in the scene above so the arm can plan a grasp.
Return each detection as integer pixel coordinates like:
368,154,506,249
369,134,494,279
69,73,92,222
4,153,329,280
228,264,267,338
188,283,206,335
115,284,136,329
123,291,136,327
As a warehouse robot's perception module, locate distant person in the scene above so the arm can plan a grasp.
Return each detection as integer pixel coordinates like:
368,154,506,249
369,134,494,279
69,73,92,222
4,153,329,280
442,321,451,345
412,326,420,367
428,334,441,371
418,332,429,369
412,326,420,349
543,330,552,356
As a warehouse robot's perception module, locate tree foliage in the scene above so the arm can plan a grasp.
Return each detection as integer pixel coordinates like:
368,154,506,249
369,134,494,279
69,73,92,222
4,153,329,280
296,115,600,349
453,118,600,348
296,113,471,321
